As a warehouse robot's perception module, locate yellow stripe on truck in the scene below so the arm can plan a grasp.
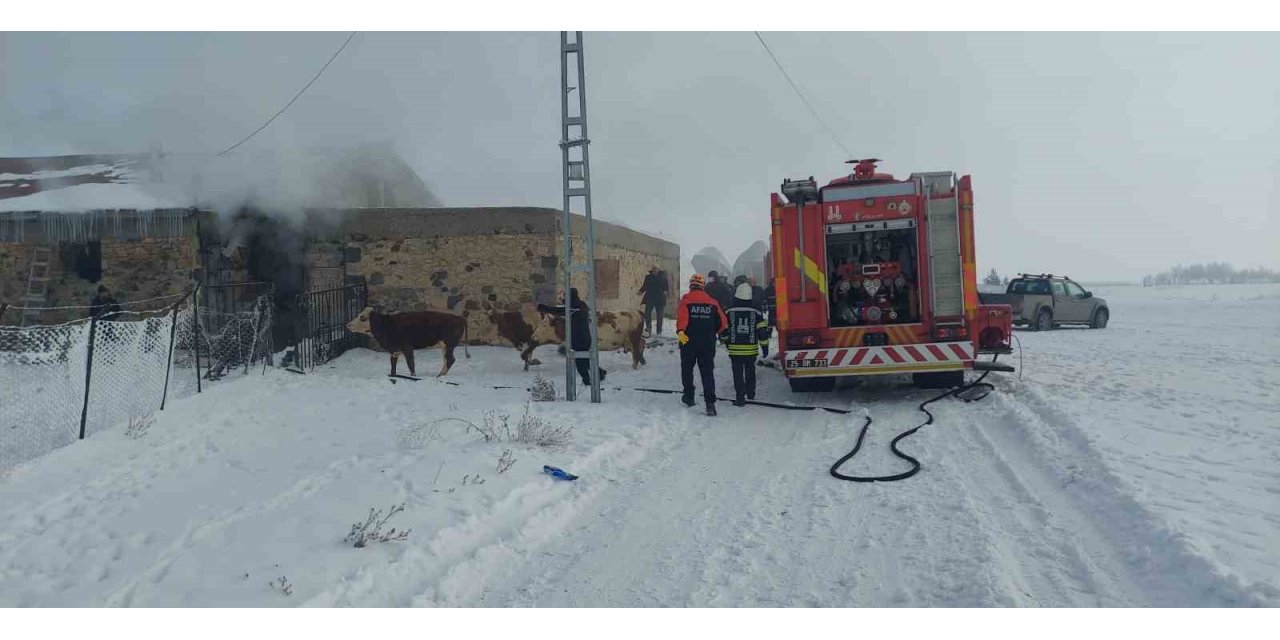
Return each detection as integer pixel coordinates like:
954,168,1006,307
793,248,828,295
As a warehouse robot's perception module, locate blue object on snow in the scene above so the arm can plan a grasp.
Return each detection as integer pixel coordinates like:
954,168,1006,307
543,465,578,481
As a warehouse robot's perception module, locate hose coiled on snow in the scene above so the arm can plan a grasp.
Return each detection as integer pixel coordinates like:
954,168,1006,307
829,356,999,483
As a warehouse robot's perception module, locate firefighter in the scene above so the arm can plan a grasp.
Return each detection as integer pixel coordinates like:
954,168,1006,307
537,288,606,387
676,273,727,416
637,265,669,336
722,283,770,406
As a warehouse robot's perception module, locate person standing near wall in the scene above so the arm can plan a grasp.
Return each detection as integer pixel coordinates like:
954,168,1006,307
676,273,727,417
637,265,669,337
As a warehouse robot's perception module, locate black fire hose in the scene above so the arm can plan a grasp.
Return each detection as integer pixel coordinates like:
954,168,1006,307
830,355,999,483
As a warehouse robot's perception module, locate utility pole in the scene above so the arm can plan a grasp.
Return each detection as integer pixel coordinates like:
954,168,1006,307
559,31,601,403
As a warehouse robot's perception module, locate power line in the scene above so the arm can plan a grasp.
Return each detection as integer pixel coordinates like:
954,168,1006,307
218,32,358,156
753,31,854,160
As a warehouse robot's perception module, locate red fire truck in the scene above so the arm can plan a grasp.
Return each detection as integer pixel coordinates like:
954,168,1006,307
769,159,1013,392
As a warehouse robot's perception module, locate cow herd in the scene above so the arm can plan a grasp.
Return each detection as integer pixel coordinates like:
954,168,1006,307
346,303,646,378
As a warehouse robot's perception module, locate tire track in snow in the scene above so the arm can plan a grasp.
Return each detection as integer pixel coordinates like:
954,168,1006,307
468,404,831,607
300,407,687,607
983,380,1275,606
102,450,397,607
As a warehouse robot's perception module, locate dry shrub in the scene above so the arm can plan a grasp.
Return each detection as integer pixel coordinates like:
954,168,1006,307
344,503,411,548
469,403,573,450
268,575,293,596
126,414,155,439
496,449,517,474
398,417,477,449
530,375,556,402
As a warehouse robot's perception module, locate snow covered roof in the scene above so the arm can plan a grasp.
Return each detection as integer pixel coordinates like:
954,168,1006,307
0,153,189,212
0,154,143,199
0,183,189,213
0,144,440,214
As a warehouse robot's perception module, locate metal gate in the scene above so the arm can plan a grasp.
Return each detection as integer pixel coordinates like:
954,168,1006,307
293,283,368,370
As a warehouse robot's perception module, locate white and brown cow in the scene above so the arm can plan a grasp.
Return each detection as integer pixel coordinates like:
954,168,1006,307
549,308,648,369
347,307,470,377
491,305,647,370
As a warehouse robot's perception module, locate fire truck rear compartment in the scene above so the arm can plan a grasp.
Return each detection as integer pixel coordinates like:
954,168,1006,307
826,221,920,327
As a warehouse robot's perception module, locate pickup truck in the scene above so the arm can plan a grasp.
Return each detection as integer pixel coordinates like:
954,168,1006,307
978,274,1109,331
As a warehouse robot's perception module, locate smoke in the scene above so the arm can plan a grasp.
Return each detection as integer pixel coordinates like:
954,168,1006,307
155,144,424,223
2,32,439,225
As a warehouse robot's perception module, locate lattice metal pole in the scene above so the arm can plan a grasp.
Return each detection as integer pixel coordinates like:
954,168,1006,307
559,30,601,403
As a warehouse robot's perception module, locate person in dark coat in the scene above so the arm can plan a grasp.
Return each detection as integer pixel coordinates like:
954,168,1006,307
637,266,670,336
89,285,123,321
676,273,728,416
538,288,606,386
704,271,735,322
763,279,777,328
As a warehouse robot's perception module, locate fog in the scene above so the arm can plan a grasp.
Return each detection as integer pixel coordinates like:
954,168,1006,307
2,32,1277,281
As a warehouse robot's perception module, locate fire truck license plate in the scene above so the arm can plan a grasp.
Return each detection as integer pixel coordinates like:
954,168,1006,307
787,358,828,368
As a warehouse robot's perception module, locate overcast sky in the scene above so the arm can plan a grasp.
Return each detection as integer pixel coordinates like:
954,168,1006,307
2,32,1277,281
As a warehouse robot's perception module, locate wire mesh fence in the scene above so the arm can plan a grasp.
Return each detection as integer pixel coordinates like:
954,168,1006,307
0,320,91,469
0,285,275,471
173,284,275,384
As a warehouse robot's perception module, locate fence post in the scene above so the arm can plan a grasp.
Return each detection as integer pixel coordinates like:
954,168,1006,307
79,316,98,440
192,285,202,393
160,292,185,411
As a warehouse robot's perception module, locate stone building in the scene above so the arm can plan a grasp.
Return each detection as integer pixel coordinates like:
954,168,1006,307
1,153,680,345
0,145,439,325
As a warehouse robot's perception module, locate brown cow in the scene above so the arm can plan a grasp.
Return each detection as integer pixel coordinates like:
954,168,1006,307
549,309,647,369
489,305,559,371
347,307,470,377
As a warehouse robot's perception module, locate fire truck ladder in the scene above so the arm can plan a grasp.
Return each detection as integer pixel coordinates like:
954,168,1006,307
20,245,53,327
559,30,602,403
915,172,965,323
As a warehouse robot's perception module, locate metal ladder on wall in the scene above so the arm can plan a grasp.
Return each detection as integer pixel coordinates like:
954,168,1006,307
20,245,53,327
560,31,601,403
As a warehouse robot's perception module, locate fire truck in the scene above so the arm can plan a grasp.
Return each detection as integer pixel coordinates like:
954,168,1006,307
768,159,1014,392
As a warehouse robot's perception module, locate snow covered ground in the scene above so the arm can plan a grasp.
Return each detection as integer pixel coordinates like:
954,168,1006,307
0,284,1276,606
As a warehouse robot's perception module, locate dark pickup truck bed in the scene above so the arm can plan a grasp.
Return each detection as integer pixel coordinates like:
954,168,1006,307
978,292,1016,307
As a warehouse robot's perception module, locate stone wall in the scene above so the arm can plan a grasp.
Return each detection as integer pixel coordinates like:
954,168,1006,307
562,237,680,318
344,231,556,344
339,208,680,345
1,237,197,324
561,215,681,318
0,243,28,321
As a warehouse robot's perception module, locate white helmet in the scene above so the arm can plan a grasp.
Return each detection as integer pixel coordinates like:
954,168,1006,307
735,283,754,300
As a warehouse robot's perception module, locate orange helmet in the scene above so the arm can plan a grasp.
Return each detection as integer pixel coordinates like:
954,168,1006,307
689,273,706,289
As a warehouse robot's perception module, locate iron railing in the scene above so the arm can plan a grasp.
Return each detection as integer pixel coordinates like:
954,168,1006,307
292,283,368,371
